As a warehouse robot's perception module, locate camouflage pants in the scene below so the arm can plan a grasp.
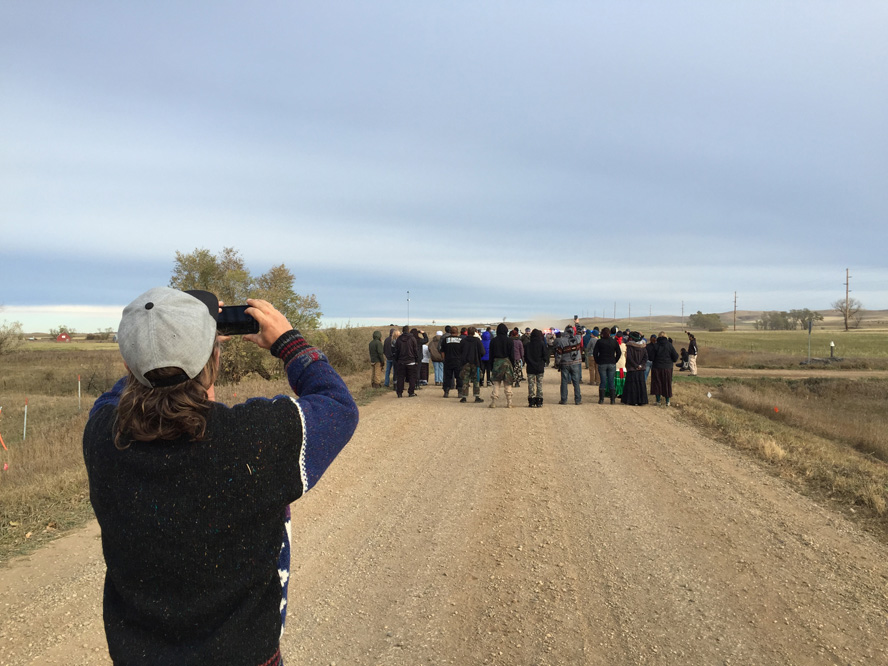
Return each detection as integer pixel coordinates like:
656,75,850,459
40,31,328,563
459,363,481,397
527,374,544,399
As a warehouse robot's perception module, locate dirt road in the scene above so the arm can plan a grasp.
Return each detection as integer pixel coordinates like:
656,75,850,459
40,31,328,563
2,373,887,665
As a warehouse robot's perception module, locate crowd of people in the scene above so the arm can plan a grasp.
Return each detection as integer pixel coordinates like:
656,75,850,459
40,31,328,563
370,322,699,408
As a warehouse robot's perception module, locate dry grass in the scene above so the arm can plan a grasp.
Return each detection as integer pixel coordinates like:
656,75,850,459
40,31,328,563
0,333,384,562
0,400,93,561
714,378,888,462
673,381,888,539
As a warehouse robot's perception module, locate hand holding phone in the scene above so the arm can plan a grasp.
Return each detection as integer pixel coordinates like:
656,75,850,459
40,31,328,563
242,299,293,349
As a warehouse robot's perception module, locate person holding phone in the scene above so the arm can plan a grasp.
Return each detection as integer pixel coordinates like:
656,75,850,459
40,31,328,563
83,287,358,666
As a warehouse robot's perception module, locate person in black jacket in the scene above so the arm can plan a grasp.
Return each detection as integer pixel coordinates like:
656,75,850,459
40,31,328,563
393,325,419,398
524,328,550,407
488,323,515,408
439,326,463,398
621,332,649,406
592,327,622,404
458,327,485,403
650,331,680,406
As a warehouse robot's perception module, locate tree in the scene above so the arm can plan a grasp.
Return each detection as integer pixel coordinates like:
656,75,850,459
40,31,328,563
687,311,725,331
832,297,863,331
754,309,823,331
0,318,24,355
50,324,76,337
169,248,322,382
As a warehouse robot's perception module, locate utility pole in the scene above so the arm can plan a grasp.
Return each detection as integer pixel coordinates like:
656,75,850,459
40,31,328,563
733,291,737,331
845,267,851,320
407,290,410,327
681,300,684,327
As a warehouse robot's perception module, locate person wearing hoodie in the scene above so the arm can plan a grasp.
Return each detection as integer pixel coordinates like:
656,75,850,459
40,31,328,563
524,328,549,407
650,331,680,406
489,323,515,408
439,325,463,398
429,330,445,385
369,330,385,388
480,327,493,387
393,325,419,398
458,327,486,403
621,331,649,406
592,327,622,404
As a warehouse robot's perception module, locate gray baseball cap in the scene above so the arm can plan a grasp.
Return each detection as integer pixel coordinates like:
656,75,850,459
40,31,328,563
118,287,218,388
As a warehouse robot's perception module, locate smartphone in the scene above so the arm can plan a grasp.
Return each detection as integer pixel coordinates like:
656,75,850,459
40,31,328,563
217,305,259,336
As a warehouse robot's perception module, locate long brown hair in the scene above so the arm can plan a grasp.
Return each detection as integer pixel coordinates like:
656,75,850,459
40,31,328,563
114,339,220,449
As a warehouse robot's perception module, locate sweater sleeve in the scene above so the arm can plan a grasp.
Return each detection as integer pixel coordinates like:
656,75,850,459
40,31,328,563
89,376,128,417
271,330,359,493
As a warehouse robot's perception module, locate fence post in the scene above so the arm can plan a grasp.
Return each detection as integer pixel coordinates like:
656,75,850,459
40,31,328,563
23,398,28,441
78,375,82,412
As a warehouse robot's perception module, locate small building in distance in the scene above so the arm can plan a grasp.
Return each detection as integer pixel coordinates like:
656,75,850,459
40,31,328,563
56,332,72,343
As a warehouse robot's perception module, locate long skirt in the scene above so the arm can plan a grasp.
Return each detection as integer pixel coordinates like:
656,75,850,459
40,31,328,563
650,367,674,398
621,370,649,405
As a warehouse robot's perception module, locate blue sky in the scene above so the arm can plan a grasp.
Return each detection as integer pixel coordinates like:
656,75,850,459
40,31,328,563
2,2,886,332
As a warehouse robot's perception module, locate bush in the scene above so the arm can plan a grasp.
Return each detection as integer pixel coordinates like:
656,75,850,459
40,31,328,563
0,320,24,355
308,325,371,376
687,311,725,331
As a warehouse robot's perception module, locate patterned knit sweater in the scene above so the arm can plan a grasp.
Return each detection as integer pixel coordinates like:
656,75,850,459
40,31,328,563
83,330,359,665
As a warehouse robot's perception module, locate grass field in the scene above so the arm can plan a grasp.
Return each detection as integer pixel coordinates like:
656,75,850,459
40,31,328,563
694,329,888,358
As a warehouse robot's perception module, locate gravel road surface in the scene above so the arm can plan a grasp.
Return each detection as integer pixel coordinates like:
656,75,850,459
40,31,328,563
2,372,886,665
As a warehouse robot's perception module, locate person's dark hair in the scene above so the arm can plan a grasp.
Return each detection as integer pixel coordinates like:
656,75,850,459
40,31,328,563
460,327,468,335
496,323,508,336
530,328,543,341
467,326,477,336
115,338,220,449
600,327,611,339
510,329,519,337
402,325,410,334
410,328,418,336
444,325,451,334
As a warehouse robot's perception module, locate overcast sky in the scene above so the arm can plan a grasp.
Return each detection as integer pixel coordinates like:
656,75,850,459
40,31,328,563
2,1,886,332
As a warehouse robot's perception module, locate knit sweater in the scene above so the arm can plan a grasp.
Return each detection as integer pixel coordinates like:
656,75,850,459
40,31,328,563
83,330,359,665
